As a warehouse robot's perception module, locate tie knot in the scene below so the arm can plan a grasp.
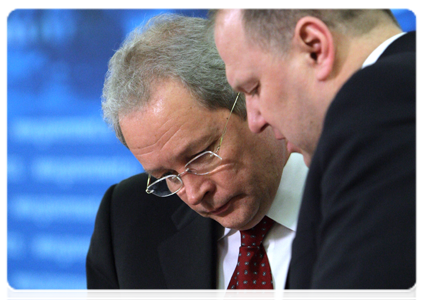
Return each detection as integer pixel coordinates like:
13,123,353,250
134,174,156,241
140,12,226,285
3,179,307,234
240,216,274,248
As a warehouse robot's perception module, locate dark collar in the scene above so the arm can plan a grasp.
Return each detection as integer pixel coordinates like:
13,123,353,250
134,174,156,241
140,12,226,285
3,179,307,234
379,31,416,60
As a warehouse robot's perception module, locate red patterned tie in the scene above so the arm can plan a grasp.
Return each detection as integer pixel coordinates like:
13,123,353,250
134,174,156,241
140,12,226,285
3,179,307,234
227,216,275,289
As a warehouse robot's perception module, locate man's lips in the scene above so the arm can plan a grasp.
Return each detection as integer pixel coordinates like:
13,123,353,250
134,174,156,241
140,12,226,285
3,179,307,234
286,141,302,154
208,201,231,215
205,194,243,216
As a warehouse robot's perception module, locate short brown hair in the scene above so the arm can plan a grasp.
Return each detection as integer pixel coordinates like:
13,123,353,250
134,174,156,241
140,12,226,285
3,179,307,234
241,9,400,53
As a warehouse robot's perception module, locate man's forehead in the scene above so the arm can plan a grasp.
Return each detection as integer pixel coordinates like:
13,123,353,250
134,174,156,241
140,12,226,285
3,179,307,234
216,9,243,26
127,105,224,175
215,10,243,47
214,11,251,89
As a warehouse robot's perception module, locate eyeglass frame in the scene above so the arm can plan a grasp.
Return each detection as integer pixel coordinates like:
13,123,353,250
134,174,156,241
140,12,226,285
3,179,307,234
145,92,241,197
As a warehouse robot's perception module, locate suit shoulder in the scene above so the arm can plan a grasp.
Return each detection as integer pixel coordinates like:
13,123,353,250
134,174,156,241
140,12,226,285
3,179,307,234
112,172,148,198
105,173,183,218
343,51,414,101
339,52,420,98
324,52,415,135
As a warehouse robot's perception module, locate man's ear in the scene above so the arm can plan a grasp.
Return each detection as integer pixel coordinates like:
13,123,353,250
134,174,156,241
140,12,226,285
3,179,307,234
292,16,335,81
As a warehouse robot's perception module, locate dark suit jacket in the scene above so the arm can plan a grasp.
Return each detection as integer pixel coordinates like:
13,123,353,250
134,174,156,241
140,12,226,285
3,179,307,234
289,32,416,289
86,172,222,289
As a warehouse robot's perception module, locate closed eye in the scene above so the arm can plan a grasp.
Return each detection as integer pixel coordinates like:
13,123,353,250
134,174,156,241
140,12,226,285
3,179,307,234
155,145,214,179
154,170,177,180
191,142,216,158
248,85,259,96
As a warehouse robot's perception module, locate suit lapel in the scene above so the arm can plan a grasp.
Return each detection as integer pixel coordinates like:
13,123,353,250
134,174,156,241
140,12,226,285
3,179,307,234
158,203,221,289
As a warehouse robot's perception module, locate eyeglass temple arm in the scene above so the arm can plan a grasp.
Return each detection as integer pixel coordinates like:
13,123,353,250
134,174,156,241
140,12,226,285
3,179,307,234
146,174,152,193
215,92,240,153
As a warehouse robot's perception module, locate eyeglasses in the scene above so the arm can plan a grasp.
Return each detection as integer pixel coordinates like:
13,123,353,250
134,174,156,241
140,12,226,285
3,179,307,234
145,93,240,197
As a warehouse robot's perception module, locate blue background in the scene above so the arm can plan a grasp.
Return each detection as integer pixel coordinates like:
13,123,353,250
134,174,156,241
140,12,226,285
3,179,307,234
7,9,416,289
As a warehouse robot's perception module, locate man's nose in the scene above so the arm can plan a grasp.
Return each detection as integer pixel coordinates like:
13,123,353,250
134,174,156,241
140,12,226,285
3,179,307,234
246,96,268,134
180,174,215,206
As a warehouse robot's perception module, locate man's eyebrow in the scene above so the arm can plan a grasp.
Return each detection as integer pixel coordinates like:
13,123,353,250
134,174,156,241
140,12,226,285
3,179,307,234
234,85,248,94
143,167,166,178
228,77,244,93
235,77,258,94
143,133,215,177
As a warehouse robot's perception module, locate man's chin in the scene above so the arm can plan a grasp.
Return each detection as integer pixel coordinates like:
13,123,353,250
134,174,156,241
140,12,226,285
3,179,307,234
302,153,312,167
212,213,263,231
212,215,245,231
286,141,303,154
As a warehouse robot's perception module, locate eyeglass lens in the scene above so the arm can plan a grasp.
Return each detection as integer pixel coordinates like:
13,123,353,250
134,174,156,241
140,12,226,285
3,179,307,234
148,151,222,197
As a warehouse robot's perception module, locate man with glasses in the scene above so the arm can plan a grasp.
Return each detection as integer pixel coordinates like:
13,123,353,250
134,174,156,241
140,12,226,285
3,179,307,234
86,14,308,289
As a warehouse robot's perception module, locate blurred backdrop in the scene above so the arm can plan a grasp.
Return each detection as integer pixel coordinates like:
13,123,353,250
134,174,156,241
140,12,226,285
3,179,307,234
7,9,416,289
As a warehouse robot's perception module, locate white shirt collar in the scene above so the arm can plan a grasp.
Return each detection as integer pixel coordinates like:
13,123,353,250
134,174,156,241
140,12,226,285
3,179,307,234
362,32,405,69
220,153,308,239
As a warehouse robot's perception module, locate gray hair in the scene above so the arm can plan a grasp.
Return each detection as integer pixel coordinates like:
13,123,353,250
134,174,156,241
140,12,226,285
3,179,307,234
102,13,244,146
240,9,400,54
